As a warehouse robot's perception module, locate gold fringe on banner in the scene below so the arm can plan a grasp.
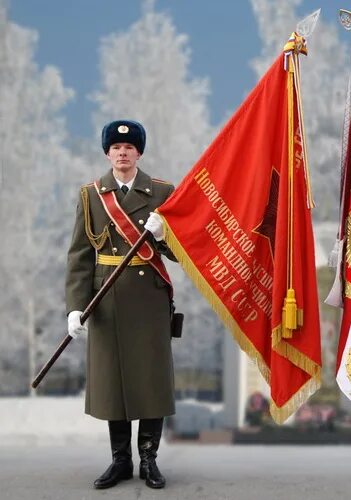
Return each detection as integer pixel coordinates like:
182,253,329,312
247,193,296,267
272,326,321,378
160,216,271,385
160,217,321,423
270,375,321,425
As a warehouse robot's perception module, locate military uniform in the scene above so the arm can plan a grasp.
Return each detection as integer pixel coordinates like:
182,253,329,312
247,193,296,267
66,120,176,490
66,167,176,421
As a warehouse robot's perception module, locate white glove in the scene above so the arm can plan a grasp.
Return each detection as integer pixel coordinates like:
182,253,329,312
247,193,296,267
68,310,88,339
144,212,165,241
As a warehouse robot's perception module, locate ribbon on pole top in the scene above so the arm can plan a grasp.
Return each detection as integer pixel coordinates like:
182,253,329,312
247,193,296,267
283,31,308,71
157,32,321,424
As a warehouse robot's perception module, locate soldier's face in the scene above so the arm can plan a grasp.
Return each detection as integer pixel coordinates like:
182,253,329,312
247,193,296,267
107,143,140,175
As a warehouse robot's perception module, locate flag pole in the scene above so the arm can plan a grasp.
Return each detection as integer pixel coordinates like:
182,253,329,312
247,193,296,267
31,230,150,389
282,34,306,338
281,10,320,337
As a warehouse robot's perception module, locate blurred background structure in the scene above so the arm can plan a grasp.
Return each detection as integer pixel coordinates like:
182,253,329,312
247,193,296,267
1,0,351,442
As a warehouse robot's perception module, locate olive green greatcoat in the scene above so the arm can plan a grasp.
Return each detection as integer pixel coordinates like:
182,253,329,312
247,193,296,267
65,168,176,421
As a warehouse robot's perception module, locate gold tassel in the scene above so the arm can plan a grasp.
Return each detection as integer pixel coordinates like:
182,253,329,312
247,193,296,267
282,288,297,338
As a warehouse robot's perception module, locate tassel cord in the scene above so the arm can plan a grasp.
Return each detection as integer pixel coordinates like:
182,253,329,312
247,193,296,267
291,55,314,209
287,64,295,291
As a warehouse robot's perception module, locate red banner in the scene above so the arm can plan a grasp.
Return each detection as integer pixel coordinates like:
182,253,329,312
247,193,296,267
158,48,321,423
335,200,351,395
327,76,351,399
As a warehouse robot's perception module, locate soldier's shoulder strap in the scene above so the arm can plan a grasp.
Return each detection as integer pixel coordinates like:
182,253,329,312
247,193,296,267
151,177,173,185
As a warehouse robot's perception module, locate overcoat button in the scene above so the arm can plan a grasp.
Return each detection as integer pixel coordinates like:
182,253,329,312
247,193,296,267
101,186,106,191
138,219,144,225
145,188,150,193
139,270,145,276
112,247,117,253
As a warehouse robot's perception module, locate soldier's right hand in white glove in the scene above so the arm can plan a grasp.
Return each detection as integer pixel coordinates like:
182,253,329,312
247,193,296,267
68,310,88,339
144,212,165,241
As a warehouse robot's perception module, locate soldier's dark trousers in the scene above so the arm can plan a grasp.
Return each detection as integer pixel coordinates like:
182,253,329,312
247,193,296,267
138,417,166,489
93,420,133,489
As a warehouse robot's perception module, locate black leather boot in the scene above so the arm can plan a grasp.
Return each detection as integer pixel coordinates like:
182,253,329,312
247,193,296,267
94,420,133,489
138,418,165,489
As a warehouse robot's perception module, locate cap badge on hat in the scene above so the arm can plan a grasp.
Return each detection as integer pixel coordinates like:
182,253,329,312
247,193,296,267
118,125,129,133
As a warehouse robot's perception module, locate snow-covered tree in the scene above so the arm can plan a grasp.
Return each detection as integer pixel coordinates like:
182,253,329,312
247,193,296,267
90,0,224,395
0,1,87,395
250,0,349,221
91,0,213,184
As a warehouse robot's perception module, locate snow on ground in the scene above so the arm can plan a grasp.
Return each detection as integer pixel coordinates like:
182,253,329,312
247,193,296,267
0,396,109,444
0,396,166,450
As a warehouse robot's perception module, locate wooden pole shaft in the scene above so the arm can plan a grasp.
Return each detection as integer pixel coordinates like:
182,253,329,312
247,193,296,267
31,230,150,389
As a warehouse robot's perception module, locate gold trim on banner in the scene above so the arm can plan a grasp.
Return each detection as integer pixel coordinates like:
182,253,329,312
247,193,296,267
346,215,351,267
272,324,321,378
270,375,321,425
345,280,351,299
346,348,351,383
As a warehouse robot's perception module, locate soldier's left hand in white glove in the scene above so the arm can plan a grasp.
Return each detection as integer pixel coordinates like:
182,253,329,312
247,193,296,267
144,212,165,241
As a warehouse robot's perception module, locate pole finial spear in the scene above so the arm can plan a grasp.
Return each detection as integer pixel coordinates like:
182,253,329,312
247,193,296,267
296,8,321,38
340,9,351,30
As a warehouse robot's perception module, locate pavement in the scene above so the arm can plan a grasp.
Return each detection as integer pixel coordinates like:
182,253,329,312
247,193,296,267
1,397,351,500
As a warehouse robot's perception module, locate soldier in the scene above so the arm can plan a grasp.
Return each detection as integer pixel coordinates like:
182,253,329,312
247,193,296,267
65,120,176,490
